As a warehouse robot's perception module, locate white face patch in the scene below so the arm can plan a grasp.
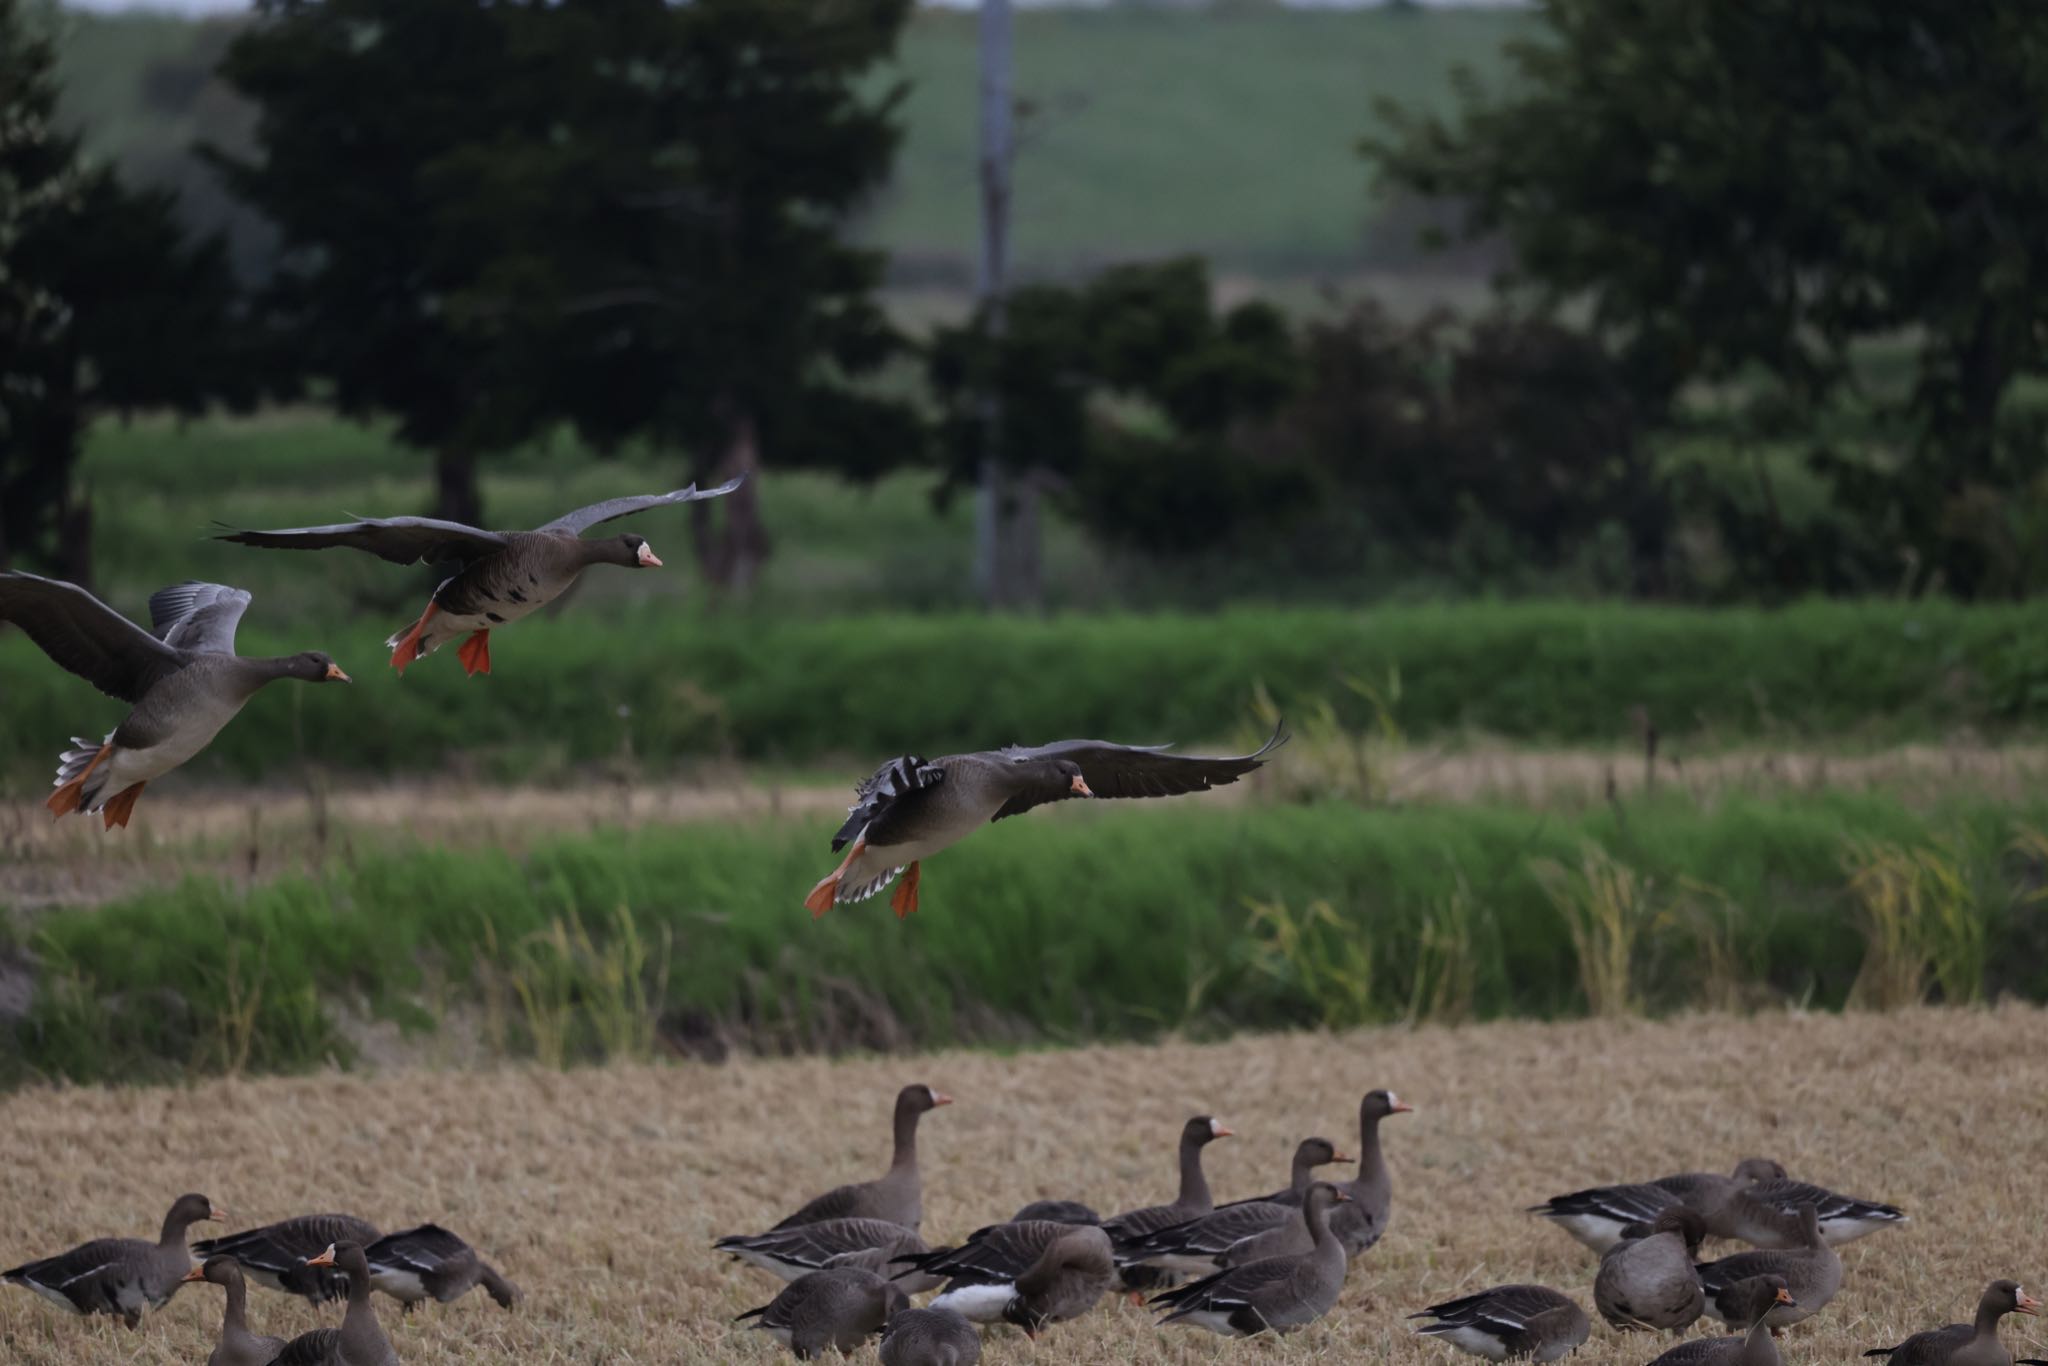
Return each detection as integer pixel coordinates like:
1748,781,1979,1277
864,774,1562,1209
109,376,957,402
1387,1092,1401,1109
1210,1118,1227,1137
636,541,660,566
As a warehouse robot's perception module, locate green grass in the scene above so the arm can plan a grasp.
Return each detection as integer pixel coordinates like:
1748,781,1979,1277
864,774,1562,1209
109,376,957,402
10,792,2048,1086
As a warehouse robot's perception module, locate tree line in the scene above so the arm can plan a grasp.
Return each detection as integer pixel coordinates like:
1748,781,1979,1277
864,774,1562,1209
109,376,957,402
6,0,2047,603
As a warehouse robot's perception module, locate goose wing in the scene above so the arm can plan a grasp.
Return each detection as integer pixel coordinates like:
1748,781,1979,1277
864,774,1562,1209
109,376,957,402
533,477,743,536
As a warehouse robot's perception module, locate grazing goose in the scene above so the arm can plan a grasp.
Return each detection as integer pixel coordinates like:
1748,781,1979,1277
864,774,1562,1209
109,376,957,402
362,1225,519,1312
1006,1199,1100,1226
185,1258,289,1366
1,1192,222,1328
806,723,1286,917
194,1213,382,1303
760,1084,951,1232
1122,1136,1352,1276
0,574,349,827
1412,1284,1592,1362
1648,1277,1797,1366
715,1217,935,1291
1101,1116,1234,1291
217,479,740,676
1863,1280,2041,1366
1595,1207,1707,1331
1715,1177,1908,1247
879,1304,983,1366
736,1266,906,1359
1531,1158,1787,1254
894,1220,1095,1324
262,1243,398,1366
1003,1226,1116,1336
1696,1204,1839,1331
1152,1183,1352,1337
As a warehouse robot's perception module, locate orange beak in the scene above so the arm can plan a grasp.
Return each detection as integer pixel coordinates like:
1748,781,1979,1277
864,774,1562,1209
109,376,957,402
208,1204,229,1222
1333,1190,1355,1202
305,1246,338,1269
182,1266,207,1283
1774,1287,1795,1306
1213,1125,1235,1139
1333,1152,1356,1163
324,663,351,683
638,543,663,568
1070,774,1093,796
1390,1100,1415,1114
931,1092,954,1107
2018,1293,2040,1317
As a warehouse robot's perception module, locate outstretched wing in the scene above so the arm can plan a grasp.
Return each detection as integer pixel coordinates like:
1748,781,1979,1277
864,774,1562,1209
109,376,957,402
147,582,252,655
0,571,185,702
535,476,744,537
991,720,1288,822
216,517,508,567
365,1224,470,1274
831,754,946,852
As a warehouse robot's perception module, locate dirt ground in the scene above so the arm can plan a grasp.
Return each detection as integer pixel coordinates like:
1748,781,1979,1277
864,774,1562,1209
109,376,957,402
2,1007,2043,1364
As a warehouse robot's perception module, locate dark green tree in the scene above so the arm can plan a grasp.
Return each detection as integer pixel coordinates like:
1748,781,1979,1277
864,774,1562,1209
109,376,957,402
1367,1,2048,597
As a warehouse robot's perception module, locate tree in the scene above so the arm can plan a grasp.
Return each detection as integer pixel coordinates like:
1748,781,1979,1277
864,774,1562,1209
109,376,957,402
1367,1,2048,598
0,0,252,581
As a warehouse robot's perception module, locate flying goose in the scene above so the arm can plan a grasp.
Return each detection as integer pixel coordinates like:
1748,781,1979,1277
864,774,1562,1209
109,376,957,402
216,479,739,676
735,1266,907,1359
1696,1204,1839,1330
714,1217,935,1291
1152,1183,1352,1337
1101,1116,1234,1291
1412,1283,1593,1362
1863,1280,2041,1366
0,573,349,827
1594,1206,1707,1331
1530,1157,1787,1253
879,1304,983,1366
1121,1136,1352,1276
185,1258,289,1366
807,724,1286,916
260,1243,398,1365
1,1192,223,1328
1715,1176,1908,1247
194,1213,382,1303
1648,1277,1797,1366
750,1084,951,1233
362,1224,519,1312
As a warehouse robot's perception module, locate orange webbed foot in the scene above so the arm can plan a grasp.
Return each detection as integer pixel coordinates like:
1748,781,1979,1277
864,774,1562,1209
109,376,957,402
889,862,922,919
806,838,867,917
389,601,439,675
46,742,111,820
457,629,492,677
102,781,146,829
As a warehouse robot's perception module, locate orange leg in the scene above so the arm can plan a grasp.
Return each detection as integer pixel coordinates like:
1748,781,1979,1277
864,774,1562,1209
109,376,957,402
102,782,147,830
389,600,440,675
804,838,866,918
46,743,111,820
456,629,492,677
888,862,922,919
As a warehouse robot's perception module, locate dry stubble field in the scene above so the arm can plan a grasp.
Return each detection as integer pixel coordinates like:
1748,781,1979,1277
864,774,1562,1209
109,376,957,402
2,1007,2044,1365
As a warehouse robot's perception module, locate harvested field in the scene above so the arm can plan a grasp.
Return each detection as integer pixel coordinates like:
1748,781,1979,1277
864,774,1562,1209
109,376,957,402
3,1007,2043,1364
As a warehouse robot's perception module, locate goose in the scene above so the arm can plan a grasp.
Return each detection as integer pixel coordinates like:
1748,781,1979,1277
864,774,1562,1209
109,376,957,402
1647,1277,1797,1366
1696,1204,1839,1331
1209,1088,1411,1268
216,479,739,676
259,1243,397,1366
735,1266,906,1359
1101,1116,1234,1291
362,1225,519,1312
1152,1183,1352,1337
1530,1158,1786,1254
806,723,1286,917
1412,1283,1592,1362
1863,1280,2041,1366
194,1213,382,1302
714,1217,935,1291
185,1258,288,1366
755,1084,950,1232
1006,1200,1100,1226
1121,1136,1351,1276
1003,1226,1115,1336
879,1305,983,1366
1715,1177,1908,1247
893,1220,1099,1325
1,1192,223,1328
1595,1207,1707,1331
0,574,349,827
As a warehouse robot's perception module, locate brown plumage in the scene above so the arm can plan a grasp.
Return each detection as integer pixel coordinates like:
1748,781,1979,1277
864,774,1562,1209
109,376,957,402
1122,1136,1352,1276
193,1213,381,1303
261,1242,397,1365
1697,1204,1841,1331
1648,1277,1797,1366
1595,1206,1706,1331
362,1225,519,1313
185,1258,289,1366
1411,1282,1592,1362
759,1084,951,1233
1154,1183,1355,1338
1864,1280,2042,1366
1102,1116,1234,1291
736,1266,906,1359
1,1192,223,1329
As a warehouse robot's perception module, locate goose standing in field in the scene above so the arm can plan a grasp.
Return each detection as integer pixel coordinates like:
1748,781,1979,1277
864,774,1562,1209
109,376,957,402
1696,1204,1839,1331
215,479,740,676
261,1243,398,1365
735,1266,906,1359
714,1217,936,1291
739,1083,950,1234
1647,1277,1797,1366
1714,1176,1908,1247
1412,1283,1592,1362
1216,1089,1411,1268
806,723,1287,917
194,1213,382,1302
0,573,349,828
1121,1136,1351,1276
879,1304,983,1366
0,1192,223,1328
361,1225,519,1313
892,1220,1104,1326
1595,1207,1707,1332
185,1258,289,1366
1101,1115,1234,1291
1152,1183,1352,1337
1530,1158,1787,1254
1863,1280,2041,1366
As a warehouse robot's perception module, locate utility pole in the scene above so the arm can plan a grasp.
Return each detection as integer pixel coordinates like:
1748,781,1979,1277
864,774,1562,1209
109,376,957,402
974,0,1037,609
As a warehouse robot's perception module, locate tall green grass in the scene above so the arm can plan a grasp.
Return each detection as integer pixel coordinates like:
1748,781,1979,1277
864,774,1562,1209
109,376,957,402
8,793,2048,1087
